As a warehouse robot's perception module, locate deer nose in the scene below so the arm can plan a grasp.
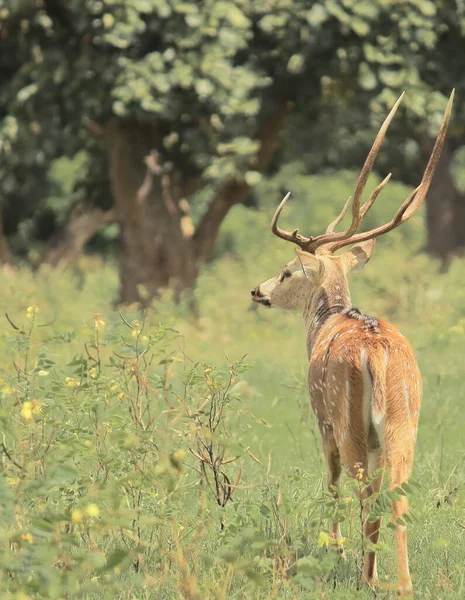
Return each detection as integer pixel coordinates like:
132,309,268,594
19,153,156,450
251,287,259,298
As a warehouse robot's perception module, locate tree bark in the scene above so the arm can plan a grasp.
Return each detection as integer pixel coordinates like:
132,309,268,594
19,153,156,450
43,204,117,268
105,102,288,306
423,138,465,269
105,121,201,305
0,202,14,267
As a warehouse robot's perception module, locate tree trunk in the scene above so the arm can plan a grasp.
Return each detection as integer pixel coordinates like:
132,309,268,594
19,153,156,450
0,202,14,267
43,204,117,268
105,121,201,305
105,103,288,306
424,138,465,269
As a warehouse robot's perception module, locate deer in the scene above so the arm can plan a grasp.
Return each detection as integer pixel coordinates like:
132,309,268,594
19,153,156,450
251,90,454,594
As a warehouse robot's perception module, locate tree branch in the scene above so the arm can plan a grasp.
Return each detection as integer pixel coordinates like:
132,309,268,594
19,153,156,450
193,100,289,263
42,203,117,268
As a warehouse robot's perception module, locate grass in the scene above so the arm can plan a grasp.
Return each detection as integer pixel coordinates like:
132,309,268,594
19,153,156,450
0,172,464,599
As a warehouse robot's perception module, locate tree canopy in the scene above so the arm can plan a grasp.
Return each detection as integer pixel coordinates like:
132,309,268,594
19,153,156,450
0,0,464,299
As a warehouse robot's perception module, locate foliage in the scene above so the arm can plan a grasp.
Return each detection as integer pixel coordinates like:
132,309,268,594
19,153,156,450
0,172,464,597
0,0,463,260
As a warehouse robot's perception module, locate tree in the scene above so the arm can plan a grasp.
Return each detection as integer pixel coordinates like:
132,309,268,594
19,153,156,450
1,0,464,303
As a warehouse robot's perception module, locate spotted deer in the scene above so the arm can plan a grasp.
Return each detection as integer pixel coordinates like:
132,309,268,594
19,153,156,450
251,91,454,594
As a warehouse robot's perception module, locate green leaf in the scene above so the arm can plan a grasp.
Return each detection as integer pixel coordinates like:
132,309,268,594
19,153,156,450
306,5,328,27
98,549,130,573
102,13,114,29
287,54,305,74
226,5,250,29
401,482,415,494
318,530,330,548
351,17,370,36
49,464,78,484
31,518,55,532
359,62,377,90
17,84,38,103
244,171,262,186
196,79,215,98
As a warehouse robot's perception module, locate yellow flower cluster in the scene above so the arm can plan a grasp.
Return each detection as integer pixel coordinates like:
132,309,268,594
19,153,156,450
65,377,80,388
26,305,40,316
71,504,100,524
0,380,14,396
21,400,42,420
93,313,105,330
173,449,185,460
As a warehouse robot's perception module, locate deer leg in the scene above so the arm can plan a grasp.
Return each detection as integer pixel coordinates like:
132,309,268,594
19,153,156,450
322,436,344,552
362,450,385,587
388,458,413,595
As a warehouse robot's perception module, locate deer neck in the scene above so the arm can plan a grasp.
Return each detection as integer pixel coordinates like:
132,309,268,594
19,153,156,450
303,278,351,358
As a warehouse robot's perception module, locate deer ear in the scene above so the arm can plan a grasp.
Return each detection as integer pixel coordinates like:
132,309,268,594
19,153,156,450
343,239,376,273
294,248,321,276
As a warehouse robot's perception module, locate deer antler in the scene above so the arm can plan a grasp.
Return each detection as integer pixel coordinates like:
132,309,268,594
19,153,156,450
271,90,455,253
327,90,455,252
271,192,313,248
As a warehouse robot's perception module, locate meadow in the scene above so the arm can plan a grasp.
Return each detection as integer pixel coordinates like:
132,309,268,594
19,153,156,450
0,170,464,599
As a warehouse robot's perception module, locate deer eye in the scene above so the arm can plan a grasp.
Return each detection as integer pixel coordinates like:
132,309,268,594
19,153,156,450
280,270,292,282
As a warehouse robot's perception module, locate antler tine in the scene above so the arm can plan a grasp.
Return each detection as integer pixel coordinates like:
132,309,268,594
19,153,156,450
402,88,455,220
325,196,352,234
270,192,312,249
359,172,392,220
298,93,405,253
344,93,405,238
325,173,392,236
328,89,455,252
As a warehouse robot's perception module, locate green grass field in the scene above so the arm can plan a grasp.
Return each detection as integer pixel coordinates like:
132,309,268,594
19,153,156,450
0,173,464,599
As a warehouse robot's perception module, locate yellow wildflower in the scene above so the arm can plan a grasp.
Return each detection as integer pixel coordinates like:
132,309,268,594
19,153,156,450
117,392,125,401
88,367,97,379
173,449,185,460
6,477,20,487
318,531,330,548
1,384,14,396
85,504,100,518
31,399,42,414
337,537,346,547
65,377,80,388
21,402,33,420
21,533,33,544
26,305,40,315
93,313,105,330
131,329,141,338
344,497,354,504
71,509,83,524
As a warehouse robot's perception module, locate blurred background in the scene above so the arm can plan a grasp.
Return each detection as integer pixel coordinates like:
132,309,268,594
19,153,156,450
1,0,464,305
